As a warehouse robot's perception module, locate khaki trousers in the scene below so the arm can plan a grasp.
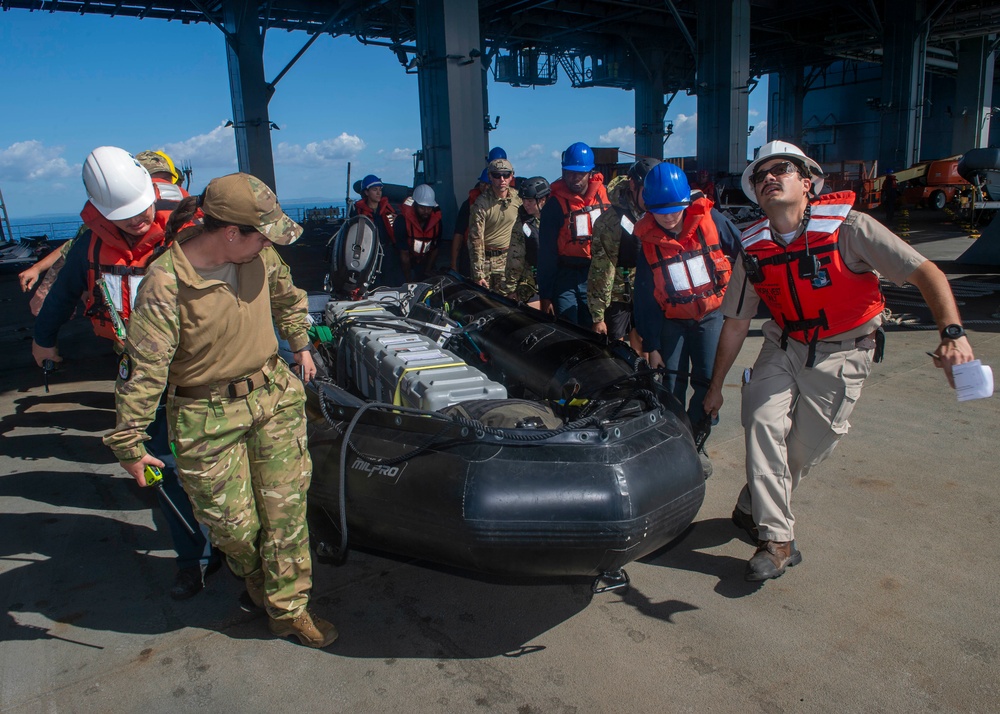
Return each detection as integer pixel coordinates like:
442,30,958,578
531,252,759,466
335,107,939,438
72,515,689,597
737,321,873,542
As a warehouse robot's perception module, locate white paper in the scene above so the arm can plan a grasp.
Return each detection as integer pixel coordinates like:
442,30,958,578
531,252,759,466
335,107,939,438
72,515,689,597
574,213,591,237
952,360,994,402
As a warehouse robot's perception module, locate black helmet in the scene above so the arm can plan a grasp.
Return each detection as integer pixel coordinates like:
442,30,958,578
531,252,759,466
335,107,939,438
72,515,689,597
627,157,661,185
520,176,551,200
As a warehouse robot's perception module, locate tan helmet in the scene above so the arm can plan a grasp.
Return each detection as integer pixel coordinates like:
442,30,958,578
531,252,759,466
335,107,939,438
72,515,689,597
741,140,825,203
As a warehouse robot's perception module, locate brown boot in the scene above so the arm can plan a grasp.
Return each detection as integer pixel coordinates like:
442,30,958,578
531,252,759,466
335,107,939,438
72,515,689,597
745,540,802,582
239,570,266,612
268,610,339,648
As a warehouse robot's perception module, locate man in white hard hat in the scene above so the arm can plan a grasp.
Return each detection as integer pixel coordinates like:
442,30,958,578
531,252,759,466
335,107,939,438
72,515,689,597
703,140,976,582
32,146,220,600
395,183,442,280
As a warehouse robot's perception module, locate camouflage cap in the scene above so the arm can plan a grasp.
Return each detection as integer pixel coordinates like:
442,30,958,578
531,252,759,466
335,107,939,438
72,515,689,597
135,151,175,179
201,173,303,245
488,158,513,174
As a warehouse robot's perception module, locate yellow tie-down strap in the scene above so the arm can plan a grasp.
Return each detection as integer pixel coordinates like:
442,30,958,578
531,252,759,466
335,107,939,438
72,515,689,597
393,361,466,406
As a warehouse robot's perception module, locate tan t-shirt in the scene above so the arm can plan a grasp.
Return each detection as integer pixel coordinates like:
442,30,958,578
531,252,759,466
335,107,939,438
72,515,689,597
103,241,309,463
722,211,927,340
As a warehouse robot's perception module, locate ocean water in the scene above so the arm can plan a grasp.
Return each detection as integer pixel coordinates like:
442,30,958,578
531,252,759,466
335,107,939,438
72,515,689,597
3,200,347,242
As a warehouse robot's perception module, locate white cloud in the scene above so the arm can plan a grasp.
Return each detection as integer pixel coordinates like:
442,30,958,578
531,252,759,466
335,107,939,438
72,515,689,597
664,112,697,158
599,126,635,153
747,121,768,159
277,133,367,166
376,147,415,161
0,140,77,182
515,144,545,160
161,124,239,169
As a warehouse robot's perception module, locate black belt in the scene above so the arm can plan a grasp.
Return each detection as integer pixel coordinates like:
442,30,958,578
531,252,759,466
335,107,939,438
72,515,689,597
172,357,275,399
485,248,506,258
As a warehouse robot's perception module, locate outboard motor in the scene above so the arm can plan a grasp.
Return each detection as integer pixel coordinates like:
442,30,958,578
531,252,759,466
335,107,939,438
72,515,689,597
326,215,383,298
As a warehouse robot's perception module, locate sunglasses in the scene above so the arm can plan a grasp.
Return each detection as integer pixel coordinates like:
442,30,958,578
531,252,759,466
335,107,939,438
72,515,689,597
490,171,512,179
750,160,799,186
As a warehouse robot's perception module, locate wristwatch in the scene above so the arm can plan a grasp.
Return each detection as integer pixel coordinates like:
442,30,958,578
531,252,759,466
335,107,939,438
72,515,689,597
940,324,966,340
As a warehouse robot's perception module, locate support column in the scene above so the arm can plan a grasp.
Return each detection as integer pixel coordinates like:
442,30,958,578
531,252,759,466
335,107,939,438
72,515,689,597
222,0,276,190
696,0,750,174
951,36,996,154
634,49,666,160
878,0,926,170
770,65,805,143
415,0,486,237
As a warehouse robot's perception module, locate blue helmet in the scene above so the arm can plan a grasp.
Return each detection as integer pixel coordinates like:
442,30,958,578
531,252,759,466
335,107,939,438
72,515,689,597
479,168,489,184
361,174,383,191
643,163,691,215
487,146,507,161
561,142,595,172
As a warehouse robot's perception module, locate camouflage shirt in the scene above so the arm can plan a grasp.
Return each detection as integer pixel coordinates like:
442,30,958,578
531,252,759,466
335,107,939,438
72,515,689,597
103,242,309,463
468,184,522,282
501,210,540,298
587,175,643,323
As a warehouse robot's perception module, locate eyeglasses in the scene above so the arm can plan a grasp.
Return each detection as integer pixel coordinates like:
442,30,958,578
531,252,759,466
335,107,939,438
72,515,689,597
750,160,799,186
490,172,512,179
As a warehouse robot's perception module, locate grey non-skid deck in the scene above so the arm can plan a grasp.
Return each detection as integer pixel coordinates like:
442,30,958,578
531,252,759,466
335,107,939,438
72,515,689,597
2,213,998,713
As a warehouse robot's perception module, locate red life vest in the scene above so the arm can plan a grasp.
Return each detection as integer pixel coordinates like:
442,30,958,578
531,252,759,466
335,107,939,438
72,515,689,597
80,201,174,342
550,174,610,260
354,196,395,220
635,196,731,320
740,190,885,353
353,196,396,239
400,204,442,255
461,186,484,240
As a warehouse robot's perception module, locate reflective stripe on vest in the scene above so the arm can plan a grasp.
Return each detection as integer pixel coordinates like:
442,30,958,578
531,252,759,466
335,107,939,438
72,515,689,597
635,196,730,320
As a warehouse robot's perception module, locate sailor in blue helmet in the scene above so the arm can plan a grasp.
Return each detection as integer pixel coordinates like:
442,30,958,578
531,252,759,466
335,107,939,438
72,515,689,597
632,162,741,477
537,141,610,325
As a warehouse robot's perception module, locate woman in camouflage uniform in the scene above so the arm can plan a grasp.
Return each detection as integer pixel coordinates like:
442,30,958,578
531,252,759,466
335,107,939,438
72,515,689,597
104,173,337,649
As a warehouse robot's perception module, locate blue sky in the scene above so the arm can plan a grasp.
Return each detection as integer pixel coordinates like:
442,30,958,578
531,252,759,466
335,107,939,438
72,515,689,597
0,10,768,219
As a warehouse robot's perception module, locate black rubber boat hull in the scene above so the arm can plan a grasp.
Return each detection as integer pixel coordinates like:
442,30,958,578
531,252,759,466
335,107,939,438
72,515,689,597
306,388,705,577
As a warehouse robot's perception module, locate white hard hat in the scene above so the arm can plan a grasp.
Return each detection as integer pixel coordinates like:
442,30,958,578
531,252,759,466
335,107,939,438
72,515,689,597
412,184,437,207
82,146,156,220
741,140,825,204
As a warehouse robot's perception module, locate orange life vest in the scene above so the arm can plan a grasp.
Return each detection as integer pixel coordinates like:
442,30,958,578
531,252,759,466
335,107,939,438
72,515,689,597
461,186,484,240
550,174,610,260
400,204,442,255
80,200,175,342
353,196,396,238
740,191,885,356
635,196,731,320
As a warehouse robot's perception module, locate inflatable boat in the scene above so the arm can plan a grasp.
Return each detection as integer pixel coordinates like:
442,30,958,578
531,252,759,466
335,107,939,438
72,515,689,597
303,217,706,589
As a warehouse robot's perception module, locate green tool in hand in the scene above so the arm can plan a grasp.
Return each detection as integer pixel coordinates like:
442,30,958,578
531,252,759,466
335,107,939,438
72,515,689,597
144,465,197,536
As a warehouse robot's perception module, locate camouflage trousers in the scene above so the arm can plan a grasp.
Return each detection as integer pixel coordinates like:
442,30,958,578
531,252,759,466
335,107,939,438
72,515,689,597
482,252,508,294
167,358,312,620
